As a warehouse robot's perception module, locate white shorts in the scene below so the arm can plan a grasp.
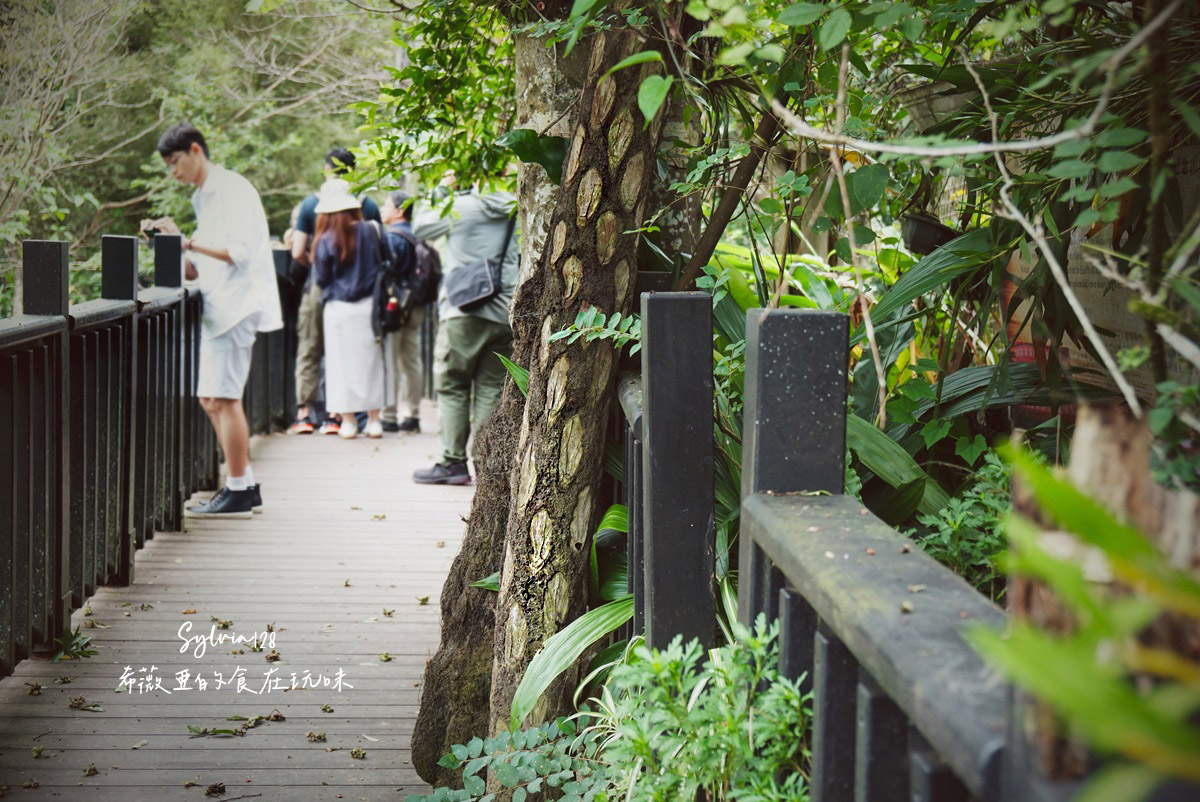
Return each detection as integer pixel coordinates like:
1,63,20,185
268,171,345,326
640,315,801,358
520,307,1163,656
197,315,259,399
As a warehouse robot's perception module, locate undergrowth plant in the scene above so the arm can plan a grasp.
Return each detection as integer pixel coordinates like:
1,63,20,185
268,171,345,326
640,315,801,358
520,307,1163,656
410,618,811,802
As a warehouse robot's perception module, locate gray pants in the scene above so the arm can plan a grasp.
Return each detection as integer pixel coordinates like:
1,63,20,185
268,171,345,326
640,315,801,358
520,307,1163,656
381,305,425,422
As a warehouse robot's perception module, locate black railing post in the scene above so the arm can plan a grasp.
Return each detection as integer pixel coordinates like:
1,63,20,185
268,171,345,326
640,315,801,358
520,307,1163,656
738,309,848,627
102,236,139,584
21,241,71,643
639,291,714,650
154,235,183,288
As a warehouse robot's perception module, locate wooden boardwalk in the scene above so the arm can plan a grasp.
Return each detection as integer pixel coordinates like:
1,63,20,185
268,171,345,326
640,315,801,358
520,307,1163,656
0,403,468,801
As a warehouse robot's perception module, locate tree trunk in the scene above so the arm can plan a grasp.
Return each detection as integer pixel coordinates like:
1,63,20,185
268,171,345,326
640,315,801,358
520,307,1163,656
1010,403,1200,779
409,26,589,787
488,20,673,733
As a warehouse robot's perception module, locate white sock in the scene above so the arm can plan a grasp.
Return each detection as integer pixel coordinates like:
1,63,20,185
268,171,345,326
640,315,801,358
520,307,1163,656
243,465,255,486
226,473,250,491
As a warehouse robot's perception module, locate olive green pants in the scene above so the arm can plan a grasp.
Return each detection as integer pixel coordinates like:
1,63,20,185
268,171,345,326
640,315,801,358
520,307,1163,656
434,316,513,464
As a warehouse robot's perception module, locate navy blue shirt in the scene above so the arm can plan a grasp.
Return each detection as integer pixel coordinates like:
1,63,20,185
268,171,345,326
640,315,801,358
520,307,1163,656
384,220,414,283
313,222,391,304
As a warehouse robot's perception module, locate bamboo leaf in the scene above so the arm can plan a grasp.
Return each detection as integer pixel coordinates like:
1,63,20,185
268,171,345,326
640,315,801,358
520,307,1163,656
496,353,529,396
847,414,949,515
637,75,674,126
470,572,500,592
604,51,663,77
510,596,634,729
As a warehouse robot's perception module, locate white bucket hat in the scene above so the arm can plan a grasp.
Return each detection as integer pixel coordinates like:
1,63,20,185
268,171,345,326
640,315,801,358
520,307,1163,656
314,178,359,214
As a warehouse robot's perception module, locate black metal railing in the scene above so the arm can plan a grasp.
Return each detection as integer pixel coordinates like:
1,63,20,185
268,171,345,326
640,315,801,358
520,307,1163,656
0,234,296,679
616,295,1150,801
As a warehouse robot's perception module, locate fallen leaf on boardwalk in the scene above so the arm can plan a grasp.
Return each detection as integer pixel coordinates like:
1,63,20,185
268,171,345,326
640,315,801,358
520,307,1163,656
31,746,44,759
268,709,286,721
205,782,225,796
436,541,445,548
371,514,386,521
378,653,392,662
131,740,148,750
83,605,93,616
265,650,281,662
25,683,41,696
900,601,915,613
184,780,199,787
23,780,40,789
350,747,366,759
181,609,196,614
54,676,72,684
83,763,98,776
416,596,429,605
865,548,876,556
361,734,379,742
382,609,394,617
343,579,351,587
320,704,334,713
350,506,362,510
907,584,927,594
320,624,335,632
307,731,327,742
122,612,131,617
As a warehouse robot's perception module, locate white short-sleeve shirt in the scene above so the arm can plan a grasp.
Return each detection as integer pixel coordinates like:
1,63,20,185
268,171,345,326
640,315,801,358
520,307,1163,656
190,164,284,339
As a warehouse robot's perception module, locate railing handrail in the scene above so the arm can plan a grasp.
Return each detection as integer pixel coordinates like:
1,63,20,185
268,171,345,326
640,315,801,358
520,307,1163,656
68,298,138,331
743,492,1007,797
137,286,185,310
0,314,67,349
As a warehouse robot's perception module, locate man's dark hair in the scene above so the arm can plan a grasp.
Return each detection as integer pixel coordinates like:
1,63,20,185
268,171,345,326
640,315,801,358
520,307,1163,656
157,124,209,158
325,147,356,175
388,190,411,220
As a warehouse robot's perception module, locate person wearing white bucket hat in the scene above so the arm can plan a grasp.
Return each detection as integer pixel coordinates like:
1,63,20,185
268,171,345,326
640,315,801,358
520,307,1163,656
312,178,393,439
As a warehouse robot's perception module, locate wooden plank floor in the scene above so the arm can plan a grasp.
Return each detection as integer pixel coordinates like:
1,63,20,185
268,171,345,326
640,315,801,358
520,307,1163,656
0,401,470,801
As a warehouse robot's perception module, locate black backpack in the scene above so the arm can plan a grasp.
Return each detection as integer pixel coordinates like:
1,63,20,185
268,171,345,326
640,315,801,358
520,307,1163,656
389,227,442,306
369,221,407,337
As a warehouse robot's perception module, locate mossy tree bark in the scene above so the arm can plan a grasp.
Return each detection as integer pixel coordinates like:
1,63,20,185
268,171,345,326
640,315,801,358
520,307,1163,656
410,18,588,786
487,18,675,732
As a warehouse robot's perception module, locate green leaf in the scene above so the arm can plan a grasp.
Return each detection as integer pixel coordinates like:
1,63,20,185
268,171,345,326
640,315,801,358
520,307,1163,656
853,224,876,245
596,503,629,535
853,227,991,343
497,129,569,185
510,596,635,729
850,163,889,209
777,2,826,26
899,16,924,41
496,353,529,396
1095,128,1148,148
954,434,988,467
758,197,784,215
716,42,755,66
470,572,500,592
1073,209,1100,229
835,236,853,263
1098,150,1142,174
1048,159,1094,180
920,419,952,448
637,75,674,126
1173,100,1200,137
1148,407,1174,435
493,761,520,788
818,8,852,51
1074,765,1164,802
604,51,663,77
847,414,949,515
1099,177,1138,198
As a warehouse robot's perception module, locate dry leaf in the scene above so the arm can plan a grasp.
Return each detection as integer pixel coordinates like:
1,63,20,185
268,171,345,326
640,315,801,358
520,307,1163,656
132,740,148,750
181,609,196,615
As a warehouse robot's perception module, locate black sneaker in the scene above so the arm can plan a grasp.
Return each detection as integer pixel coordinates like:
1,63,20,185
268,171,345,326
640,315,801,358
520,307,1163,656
249,484,263,514
184,487,255,519
381,421,402,433
413,462,471,485
397,417,420,433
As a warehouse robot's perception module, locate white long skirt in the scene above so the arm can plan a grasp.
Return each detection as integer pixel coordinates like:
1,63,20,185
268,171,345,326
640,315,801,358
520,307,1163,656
323,297,391,413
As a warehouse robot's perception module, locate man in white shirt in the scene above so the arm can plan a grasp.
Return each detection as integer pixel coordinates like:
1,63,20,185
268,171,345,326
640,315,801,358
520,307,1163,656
143,124,283,518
